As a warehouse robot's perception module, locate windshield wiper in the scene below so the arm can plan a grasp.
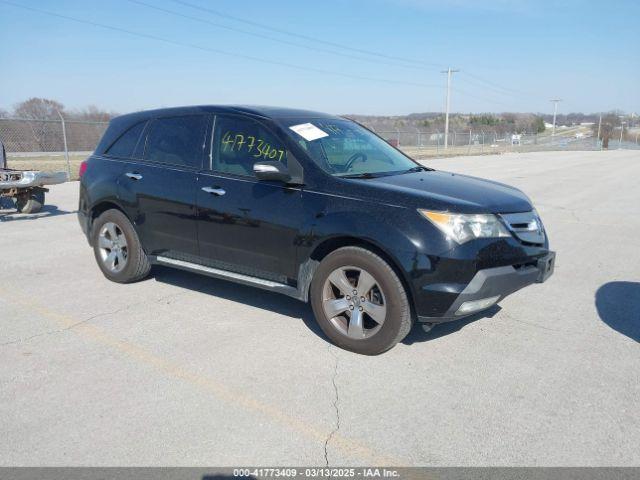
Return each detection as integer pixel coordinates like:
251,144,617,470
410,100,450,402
340,172,377,179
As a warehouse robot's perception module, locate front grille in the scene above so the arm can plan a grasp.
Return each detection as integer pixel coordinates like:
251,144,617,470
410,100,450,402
500,211,545,245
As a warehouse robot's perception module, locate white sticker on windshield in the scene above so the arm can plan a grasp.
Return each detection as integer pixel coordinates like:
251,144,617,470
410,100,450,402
289,123,329,141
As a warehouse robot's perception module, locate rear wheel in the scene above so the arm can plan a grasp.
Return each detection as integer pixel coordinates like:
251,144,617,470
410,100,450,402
91,209,151,283
15,190,45,214
310,246,412,355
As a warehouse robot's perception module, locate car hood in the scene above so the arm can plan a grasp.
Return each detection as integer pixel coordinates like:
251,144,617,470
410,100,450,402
354,170,533,213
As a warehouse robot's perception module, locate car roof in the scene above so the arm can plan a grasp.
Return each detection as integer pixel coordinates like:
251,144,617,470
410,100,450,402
95,105,343,155
111,105,339,123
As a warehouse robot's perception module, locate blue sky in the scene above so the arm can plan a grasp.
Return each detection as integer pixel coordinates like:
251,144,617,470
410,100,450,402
1,0,638,115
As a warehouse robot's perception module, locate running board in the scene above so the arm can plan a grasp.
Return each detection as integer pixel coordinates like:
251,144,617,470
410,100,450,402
153,255,301,299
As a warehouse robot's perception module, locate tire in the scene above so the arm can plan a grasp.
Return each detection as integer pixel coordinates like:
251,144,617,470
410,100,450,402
91,208,151,283
15,190,45,214
310,246,413,355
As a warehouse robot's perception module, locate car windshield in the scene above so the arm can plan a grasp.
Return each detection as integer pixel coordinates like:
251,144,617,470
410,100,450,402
282,118,420,177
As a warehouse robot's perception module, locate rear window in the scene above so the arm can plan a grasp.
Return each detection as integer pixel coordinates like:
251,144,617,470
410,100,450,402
105,122,145,158
144,115,208,168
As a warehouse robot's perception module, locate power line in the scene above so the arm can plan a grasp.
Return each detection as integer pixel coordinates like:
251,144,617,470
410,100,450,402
1,0,555,113
460,71,545,101
0,0,443,90
127,0,431,72
458,76,524,99
169,0,447,69
170,0,552,108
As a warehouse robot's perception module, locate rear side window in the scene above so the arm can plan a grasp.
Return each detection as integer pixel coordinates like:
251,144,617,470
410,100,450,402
144,115,208,168
105,122,145,158
213,115,287,177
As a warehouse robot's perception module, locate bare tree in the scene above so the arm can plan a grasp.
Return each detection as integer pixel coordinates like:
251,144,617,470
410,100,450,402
13,97,65,119
12,98,66,151
593,113,621,149
71,105,117,122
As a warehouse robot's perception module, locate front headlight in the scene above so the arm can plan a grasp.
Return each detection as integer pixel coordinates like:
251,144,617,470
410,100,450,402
418,209,511,244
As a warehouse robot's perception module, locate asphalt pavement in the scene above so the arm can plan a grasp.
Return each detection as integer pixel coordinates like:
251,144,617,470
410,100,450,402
1,150,638,466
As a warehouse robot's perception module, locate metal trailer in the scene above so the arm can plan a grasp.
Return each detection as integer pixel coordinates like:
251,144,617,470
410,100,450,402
0,168,68,214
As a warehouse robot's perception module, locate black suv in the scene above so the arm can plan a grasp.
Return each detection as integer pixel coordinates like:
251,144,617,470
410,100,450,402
78,106,555,355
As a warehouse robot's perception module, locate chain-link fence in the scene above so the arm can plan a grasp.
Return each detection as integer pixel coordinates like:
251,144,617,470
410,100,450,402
374,128,640,158
0,117,108,153
0,117,108,178
1,117,638,179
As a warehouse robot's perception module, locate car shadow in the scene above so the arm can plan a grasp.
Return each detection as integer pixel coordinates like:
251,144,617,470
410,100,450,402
402,305,502,345
0,203,77,222
595,281,640,342
151,266,329,341
152,266,501,347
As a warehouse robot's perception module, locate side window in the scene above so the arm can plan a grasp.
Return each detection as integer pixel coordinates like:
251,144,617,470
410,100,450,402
105,122,145,158
213,115,287,177
144,115,208,168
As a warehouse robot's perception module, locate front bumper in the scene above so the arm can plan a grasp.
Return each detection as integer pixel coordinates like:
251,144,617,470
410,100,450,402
417,251,555,323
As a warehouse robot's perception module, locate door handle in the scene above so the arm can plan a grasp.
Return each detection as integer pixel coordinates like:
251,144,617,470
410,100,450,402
202,187,226,196
125,172,143,181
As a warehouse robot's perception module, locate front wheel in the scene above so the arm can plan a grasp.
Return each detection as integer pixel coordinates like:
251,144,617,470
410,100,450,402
310,246,413,355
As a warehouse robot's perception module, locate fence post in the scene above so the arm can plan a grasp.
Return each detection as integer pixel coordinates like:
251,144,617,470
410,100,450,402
435,130,440,154
481,131,485,153
467,129,472,154
396,128,401,148
56,110,71,181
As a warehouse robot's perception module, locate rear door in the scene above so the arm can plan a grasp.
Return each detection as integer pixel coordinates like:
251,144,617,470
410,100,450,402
196,114,304,283
119,114,210,258
90,120,147,210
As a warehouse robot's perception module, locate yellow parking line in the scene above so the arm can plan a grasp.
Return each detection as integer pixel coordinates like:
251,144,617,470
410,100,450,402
0,288,403,465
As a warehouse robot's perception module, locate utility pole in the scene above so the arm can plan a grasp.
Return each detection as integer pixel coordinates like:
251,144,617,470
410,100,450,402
441,67,459,149
550,99,562,138
56,109,71,181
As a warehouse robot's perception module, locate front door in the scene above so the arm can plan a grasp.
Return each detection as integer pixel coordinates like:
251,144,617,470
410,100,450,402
196,114,304,284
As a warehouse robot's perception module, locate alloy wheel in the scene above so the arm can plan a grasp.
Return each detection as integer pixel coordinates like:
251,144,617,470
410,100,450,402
322,266,387,339
97,221,128,273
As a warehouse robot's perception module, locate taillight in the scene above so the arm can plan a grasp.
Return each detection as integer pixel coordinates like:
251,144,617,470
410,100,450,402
78,160,88,178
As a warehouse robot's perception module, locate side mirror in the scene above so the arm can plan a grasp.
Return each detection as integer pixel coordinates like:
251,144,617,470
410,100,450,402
253,161,292,183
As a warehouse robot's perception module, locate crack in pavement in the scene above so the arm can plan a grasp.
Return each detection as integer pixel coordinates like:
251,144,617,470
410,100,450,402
0,291,188,347
324,344,341,467
0,304,136,347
